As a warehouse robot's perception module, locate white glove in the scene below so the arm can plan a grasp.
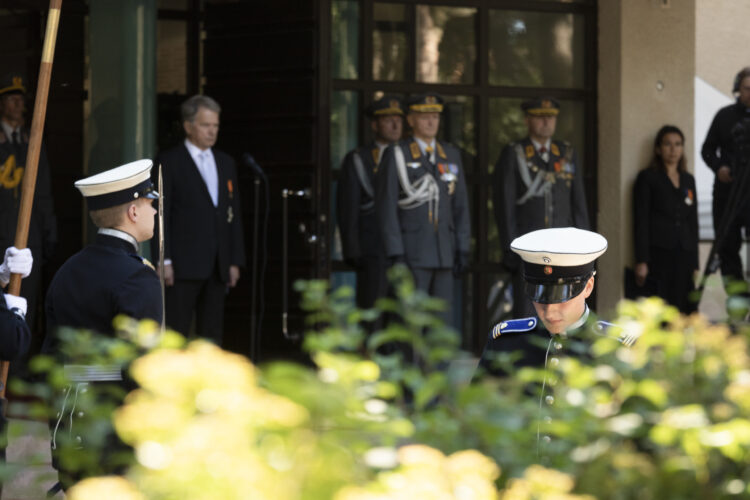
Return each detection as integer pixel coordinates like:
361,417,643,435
3,293,27,318
0,247,33,287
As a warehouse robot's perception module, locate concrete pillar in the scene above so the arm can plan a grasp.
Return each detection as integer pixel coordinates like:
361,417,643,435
597,0,696,316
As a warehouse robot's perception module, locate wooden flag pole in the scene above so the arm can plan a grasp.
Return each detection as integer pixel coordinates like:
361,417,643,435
1,0,63,398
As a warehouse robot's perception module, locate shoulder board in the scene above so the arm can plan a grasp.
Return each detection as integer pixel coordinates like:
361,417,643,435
491,316,537,339
129,253,155,271
409,141,421,160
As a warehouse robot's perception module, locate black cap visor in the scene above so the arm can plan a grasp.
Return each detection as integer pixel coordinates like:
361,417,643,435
524,274,592,304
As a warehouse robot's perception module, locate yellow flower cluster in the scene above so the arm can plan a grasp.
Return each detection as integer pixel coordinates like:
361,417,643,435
500,465,595,500
335,445,500,500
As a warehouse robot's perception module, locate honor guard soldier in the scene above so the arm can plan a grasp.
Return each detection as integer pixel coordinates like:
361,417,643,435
337,95,404,313
0,72,57,339
42,159,162,491
375,93,471,325
492,98,589,319
477,228,636,460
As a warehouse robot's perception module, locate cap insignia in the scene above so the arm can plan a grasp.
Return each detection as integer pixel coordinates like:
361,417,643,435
544,266,553,275
389,99,399,109
425,95,437,104
542,256,551,263
541,99,552,108
12,76,22,87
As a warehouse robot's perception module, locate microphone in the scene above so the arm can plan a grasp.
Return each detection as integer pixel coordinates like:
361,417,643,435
242,153,266,178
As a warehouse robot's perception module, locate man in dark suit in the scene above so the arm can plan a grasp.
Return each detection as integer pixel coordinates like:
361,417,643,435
155,95,245,344
492,98,589,318
376,93,471,324
701,67,750,291
43,159,162,491
0,72,57,339
337,95,404,311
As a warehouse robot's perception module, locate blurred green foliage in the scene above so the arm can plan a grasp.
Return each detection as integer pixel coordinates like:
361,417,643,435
10,269,750,499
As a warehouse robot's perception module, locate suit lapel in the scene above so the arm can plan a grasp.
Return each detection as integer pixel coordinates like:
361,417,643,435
181,144,215,205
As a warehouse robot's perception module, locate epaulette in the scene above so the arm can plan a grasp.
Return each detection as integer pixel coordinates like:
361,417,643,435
129,253,155,271
491,316,537,339
594,320,639,346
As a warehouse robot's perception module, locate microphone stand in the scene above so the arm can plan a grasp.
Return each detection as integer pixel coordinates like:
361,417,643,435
250,176,260,362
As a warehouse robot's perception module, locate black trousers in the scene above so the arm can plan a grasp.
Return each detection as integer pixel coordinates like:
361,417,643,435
355,255,388,310
166,269,227,345
713,184,750,283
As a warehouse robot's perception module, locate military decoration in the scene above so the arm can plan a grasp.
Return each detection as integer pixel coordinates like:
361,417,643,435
228,179,234,199
685,188,694,206
227,206,234,223
438,163,458,195
525,145,535,158
553,161,562,173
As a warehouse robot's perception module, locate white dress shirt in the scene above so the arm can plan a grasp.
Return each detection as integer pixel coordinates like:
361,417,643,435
185,139,219,207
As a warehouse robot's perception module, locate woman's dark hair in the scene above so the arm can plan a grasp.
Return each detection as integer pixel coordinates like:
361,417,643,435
649,124,686,173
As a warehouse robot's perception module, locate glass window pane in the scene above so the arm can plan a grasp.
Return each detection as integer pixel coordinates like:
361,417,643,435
416,6,477,84
373,3,410,81
157,20,188,94
486,98,586,263
488,10,585,88
331,91,360,171
332,0,360,79
438,94,476,174
158,0,188,9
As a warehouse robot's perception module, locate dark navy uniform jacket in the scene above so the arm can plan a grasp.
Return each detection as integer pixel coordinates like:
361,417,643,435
0,294,30,360
43,233,162,354
376,137,471,269
337,142,383,264
492,137,589,270
0,129,57,259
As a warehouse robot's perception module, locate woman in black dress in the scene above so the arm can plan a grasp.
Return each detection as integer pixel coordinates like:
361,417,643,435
633,125,699,313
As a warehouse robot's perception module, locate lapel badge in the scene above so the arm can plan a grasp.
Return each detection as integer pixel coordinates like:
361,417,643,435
685,189,694,206
227,206,234,223
227,179,234,199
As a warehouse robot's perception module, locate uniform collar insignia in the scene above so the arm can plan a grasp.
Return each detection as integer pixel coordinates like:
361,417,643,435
409,141,421,160
436,143,447,160
550,143,561,157
525,144,535,158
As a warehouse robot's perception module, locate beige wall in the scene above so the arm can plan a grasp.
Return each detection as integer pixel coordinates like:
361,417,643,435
696,0,750,92
597,0,696,316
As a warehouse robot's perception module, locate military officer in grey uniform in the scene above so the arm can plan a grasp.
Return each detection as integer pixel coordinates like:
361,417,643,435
477,228,631,460
375,93,471,324
492,98,589,318
337,95,404,312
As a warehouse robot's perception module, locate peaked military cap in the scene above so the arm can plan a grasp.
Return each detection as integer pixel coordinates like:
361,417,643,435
511,227,607,304
368,95,404,117
521,97,560,116
0,73,26,96
407,93,444,113
75,159,159,210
